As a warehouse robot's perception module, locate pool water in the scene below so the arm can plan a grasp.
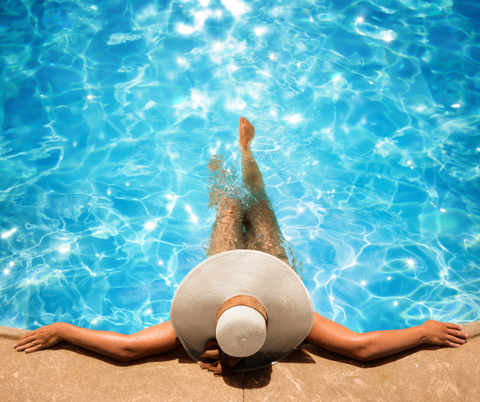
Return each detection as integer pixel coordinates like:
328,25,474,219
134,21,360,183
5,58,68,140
1,0,479,335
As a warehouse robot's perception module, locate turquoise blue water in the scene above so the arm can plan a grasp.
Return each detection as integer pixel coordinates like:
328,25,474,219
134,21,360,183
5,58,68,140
1,0,479,335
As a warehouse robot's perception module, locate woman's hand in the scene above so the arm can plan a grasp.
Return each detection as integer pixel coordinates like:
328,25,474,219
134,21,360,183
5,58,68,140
421,319,468,347
14,323,64,353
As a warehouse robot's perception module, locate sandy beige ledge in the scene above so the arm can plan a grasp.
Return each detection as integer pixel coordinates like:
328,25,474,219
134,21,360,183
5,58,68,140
1,325,478,402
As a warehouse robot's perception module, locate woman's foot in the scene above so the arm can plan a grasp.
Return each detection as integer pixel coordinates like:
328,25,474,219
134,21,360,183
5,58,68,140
239,117,255,150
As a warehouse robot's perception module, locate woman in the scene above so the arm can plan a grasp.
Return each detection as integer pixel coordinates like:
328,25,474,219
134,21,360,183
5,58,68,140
14,117,477,374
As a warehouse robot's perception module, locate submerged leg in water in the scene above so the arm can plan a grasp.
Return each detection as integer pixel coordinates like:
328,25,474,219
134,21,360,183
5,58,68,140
238,117,290,266
206,117,298,272
205,157,245,256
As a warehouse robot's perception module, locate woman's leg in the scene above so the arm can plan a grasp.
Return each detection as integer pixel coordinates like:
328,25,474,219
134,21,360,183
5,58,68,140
206,156,245,256
238,117,290,266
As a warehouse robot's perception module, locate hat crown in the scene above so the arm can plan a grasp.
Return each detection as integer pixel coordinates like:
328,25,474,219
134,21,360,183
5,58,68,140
216,305,267,358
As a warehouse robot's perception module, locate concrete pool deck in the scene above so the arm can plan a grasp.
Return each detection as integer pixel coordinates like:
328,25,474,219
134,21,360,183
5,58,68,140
1,325,478,401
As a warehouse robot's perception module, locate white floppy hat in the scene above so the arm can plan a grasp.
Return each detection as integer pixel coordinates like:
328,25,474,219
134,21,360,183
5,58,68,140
170,249,314,372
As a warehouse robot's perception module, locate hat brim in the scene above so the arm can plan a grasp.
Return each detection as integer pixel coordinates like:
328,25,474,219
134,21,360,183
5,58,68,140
170,250,314,372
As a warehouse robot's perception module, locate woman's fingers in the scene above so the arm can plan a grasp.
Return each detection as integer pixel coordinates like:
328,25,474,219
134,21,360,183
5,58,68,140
25,343,44,353
446,326,468,341
443,323,468,342
22,339,47,352
446,334,466,345
16,339,38,351
23,341,37,352
15,332,47,351
16,341,33,351
14,334,37,349
448,329,468,339
445,340,461,348
423,320,469,347
441,324,468,346
14,323,62,353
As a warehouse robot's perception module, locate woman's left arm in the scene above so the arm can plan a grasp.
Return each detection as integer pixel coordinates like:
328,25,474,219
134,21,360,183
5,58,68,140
14,321,180,362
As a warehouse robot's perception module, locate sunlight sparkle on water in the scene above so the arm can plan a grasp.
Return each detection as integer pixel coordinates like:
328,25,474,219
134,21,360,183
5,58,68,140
254,27,266,35
144,221,156,230
185,205,198,224
194,11,211,27
356,16,364,24
158,260,164,266
228,63,238,73
287,114,302,123
191,89,208,106
269,52,277,61
1,228,17,239
361,281,367,286
3,269,9,275
382,31,395,42
226,98,246,111
451,103,461,108
178,24,195,35
59,245,71,253
9,261,14,266
394,301,398,306
222,0,247,17
407,259,415,267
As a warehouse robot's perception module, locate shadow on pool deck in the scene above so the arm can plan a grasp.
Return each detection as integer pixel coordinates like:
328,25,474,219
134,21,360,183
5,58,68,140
1,325,478,401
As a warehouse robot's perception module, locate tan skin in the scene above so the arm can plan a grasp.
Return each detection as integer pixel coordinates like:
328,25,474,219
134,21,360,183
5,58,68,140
14,117,470,363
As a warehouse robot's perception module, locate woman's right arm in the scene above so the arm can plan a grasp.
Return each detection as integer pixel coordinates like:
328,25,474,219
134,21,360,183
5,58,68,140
306,312,468,362
14,321,180,362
